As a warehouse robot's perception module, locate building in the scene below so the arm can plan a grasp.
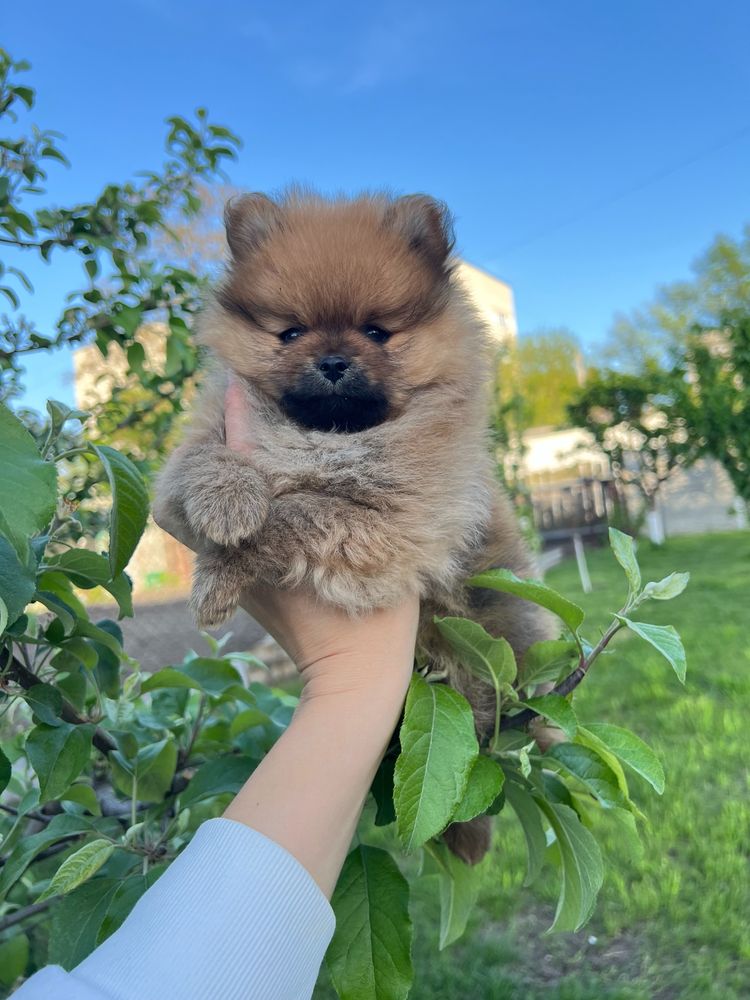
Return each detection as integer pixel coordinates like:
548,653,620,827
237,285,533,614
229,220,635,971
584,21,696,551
455,261,517,342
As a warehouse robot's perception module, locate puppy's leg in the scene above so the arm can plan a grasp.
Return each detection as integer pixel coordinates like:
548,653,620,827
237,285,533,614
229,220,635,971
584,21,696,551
190,546,254,629
156,443,270,550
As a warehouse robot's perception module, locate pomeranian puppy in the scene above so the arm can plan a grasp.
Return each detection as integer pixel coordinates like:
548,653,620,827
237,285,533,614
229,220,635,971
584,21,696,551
154,190,553,863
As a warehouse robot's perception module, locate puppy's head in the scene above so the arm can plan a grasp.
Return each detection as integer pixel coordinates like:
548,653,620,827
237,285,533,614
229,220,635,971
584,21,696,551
202,190,471,433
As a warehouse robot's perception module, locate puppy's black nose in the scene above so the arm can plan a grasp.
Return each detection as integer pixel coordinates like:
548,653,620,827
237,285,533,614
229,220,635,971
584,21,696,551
318,355,350,383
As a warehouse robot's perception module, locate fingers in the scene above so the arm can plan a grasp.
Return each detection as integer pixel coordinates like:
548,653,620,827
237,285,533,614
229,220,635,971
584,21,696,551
224,376,254,456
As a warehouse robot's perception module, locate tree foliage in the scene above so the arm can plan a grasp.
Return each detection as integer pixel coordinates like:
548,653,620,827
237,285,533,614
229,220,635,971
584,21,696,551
567,366,697,513
602,225,750,371
511,328,584,428
0,48,240,466
671,311,750,503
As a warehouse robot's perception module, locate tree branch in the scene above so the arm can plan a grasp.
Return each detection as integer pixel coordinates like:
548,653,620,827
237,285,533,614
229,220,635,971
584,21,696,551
0,900,53,932
1,648,117,754
500,618,624,732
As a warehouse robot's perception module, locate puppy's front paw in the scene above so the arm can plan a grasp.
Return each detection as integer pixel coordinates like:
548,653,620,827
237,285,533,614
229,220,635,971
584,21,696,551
184,469,270,548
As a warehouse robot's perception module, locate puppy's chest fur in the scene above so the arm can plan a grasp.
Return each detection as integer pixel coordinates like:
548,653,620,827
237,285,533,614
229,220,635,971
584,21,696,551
239,384,496,604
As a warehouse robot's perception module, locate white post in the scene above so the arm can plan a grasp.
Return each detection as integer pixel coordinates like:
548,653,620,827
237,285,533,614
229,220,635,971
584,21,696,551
646,507,665,545
572,532,592,594
733,497,748,530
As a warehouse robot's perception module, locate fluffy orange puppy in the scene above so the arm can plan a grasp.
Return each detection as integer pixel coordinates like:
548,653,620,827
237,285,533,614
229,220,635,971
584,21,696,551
154,190,553,862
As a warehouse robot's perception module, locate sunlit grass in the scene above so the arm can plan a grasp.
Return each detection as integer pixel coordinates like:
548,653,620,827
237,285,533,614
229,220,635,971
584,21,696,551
314,532,750,999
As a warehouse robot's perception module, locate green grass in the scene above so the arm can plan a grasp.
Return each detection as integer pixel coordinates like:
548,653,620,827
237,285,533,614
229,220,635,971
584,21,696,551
314,532,750,1000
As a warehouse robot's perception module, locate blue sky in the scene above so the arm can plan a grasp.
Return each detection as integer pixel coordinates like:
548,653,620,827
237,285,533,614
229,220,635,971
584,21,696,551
4,0,750,411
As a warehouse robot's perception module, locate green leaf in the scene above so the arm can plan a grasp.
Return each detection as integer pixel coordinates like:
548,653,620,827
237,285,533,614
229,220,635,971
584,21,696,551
38,839,115,901
98,868,165,942
584,723,665,794
47,549,134,617
35,588,78,633
425,841,481,950
617,617,687,683
641,572,690,602
179,657,244,695
0,403,57,548
468,568,584,637
140,668,202,693
0,933,29,987
326,845,413,1000
434,616,517,687
48,877,122,969
394,675,478,851
608,527,641,597
574,725,634,803
535,800,604,932
229,707,272,737
451,754,505,824
46,399,88,432
90,444,149,576
0,534,36,624
178,755,256,807
35,570,88,622
58,636,98,670
545,742,626,809
520,640,578,691
0,933,29,988
504,779,547,886
127,342,146,374
60,784,102,815
523,694,578,740
26,722,94,803
110,739,177,802
23,683,64,727
0,814,104,899
0,745,10,796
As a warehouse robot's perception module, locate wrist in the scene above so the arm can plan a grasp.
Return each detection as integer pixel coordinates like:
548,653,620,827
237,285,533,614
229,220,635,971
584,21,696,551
299,647,414,706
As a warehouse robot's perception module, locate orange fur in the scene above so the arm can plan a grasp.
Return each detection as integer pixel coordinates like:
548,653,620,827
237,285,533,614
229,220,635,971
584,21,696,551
154,189,554,864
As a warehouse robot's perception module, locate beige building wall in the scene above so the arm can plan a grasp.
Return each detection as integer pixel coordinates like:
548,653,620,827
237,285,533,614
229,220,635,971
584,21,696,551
455,261,517,343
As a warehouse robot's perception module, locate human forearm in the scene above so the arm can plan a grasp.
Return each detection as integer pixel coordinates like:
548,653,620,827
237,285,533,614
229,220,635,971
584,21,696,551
224,642,413,898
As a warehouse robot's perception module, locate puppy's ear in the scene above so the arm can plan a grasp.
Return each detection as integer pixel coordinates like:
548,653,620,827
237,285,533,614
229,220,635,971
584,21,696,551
224,193,282,260
385,194,455,268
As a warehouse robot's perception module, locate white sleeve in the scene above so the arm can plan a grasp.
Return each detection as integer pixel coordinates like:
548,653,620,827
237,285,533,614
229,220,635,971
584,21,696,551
13,818,336,1000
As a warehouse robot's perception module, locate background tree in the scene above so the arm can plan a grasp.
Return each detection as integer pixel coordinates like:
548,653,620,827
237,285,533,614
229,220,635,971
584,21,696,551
0,48,240,468
512,328,585,428
601,225,750,371
671,311,750,512
567,367,697,543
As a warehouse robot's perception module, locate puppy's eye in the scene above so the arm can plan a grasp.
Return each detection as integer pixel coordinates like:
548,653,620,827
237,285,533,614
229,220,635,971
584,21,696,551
279,327,306,344
362,324,391,344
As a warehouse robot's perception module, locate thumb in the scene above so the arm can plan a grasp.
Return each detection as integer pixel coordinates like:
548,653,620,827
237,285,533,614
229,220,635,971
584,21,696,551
224,376,254,456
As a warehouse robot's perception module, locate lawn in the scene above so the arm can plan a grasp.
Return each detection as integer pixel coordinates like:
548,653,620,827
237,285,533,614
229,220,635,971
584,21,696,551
314,531,750,1000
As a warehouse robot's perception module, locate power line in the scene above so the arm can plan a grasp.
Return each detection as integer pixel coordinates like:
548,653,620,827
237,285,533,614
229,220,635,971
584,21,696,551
493,123,750,259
